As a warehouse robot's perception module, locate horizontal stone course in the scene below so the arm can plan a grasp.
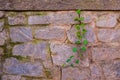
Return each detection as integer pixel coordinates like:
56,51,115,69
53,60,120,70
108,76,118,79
3,58,44,77
28,11,77,25
0,0,120,10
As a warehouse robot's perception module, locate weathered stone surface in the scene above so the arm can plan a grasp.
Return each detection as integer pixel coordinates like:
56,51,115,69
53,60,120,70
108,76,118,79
90,64,104,80
8,14,27,25
50,43,89,67
0,30,7,45
28,11,77,25
2,75,23,80
35,27,66,41
92,45,120,62
102,60,120,80
0,0,120,10
0,21,4,31
3,58,44,77
67,25,96,43
28,15,50,25
13,41,49,60
10,27,33,42
0,11,4,18
81,12,96,23
62,67,90,80
97,29,120,42
96,14,118,28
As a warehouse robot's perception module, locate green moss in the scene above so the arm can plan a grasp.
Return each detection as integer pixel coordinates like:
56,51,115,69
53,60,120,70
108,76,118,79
25,12,48,16
44,69,52,79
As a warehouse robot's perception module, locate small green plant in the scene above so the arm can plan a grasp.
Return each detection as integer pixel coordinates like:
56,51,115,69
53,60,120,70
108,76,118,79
62,9,88,67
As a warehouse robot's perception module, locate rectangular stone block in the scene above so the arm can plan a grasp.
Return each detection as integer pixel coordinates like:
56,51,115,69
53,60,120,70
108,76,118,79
12,41,49,60
34,27,66,41
92,45,120,62
50,43,90,67
97,29,120,42
3,58,45,77
28,11,77,25
96,14,118,28
10,27,33,42
8,14,27,25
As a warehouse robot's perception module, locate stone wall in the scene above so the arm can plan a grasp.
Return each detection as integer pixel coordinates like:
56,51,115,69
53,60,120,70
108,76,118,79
0,11,120,80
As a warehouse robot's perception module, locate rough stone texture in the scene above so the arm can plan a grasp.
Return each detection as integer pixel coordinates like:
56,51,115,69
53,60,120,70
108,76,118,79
29,11,77,25
67,25,97,43
35,27,66,41
3,58,44,77
8,14,27,25
97,29,120,42
2,75,24,80
0,30,7,45
50,43,90,67
81,12,96,23
13,41,49,60
10,27,33,42
0,21,4,31
96,14,118,28
62,67,90,80
92,45,120,62
0,0,120,10
90,63,104,80
102,60,120,80
0,11,4,18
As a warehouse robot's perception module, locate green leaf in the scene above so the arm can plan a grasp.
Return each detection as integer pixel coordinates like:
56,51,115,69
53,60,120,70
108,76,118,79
79,17,84,21
75,41,81,44
75,25,80,30
76,31,81,36
72,47,77,52
75,59,79,64
66,58,71,63
82,29,87,36
76,9,81,14
81,46,87,51
74,17,79,21
62,63,66,67
80,23,85,27
74,17,84,21
70,55,74,59
83,39,88,45
70,63,74,67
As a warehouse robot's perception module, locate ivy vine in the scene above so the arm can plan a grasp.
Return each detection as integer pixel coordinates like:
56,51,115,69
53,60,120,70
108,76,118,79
63,9,88,67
